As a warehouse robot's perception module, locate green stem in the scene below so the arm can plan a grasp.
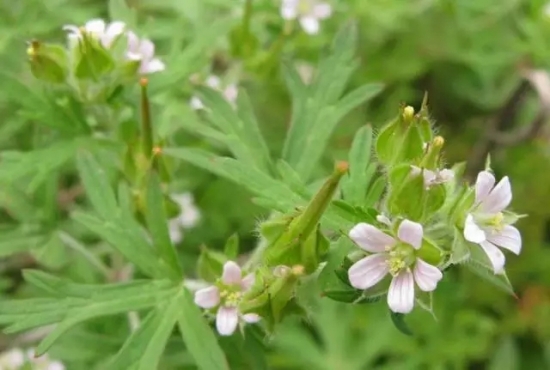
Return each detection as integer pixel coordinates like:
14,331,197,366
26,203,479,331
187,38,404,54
140,78,153,157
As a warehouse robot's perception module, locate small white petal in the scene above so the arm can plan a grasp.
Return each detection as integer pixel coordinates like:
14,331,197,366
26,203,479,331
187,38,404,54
387,270,415,314
221,261,243,285
190,96,205,110
62,25,80,35
223,84,239,103
313,3,332,19
3,348,25,367
348,254,389,290
376,214,392,226
85,19,106,35
479,241,506,274
47,361,66,370
349,223,396,253
397,220,423,249
141,58,165,74
475,171,496,205
101,21,125,48
183,279,209,292
300,16,320,34
422,169,437,186
480,177,512,214
242,313,261,323
194,286,220,309
216,306,239,336
139,38,155,60
439,169,455,182
281,0,298,19
168,218,183,244
206,75,221,89
241,273,255,291
487,225,521,255
126,31,140,54
413,259,442,292
464,214,486,243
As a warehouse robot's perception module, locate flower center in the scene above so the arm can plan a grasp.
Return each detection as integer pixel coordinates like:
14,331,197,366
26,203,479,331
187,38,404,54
487,212,504,231
386,244,415,276
218,282,244,308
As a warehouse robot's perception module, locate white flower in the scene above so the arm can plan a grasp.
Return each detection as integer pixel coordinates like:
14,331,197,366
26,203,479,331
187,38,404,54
463,171,522,274
194,261,260,336
168,192,201,244
348,220,443,314
410,166,454,188
190,75,239,110
280,0,332,35
26,349,65,370
0,348,25,369
63,19,125,49
126,31,165,74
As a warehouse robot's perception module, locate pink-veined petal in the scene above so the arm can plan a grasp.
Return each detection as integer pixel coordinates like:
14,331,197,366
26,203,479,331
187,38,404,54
221,261,242,285
138,38,155,60
242,313,261,323
300,16,320,34
194,286,220,309
348,254,389,290
397,220,423,249
349,223,395,253
475,171,496,205
413,259,442,292
313,3,332,19
479,241,506,274
126,31,140,54
487,225,521,255
216,306,239,336
480,176,512,214
387,270,415,314
463,214,486,243
241,273,255,291
102,21,125,47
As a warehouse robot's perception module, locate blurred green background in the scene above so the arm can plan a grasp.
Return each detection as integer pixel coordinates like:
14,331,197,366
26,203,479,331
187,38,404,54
1,0,550,369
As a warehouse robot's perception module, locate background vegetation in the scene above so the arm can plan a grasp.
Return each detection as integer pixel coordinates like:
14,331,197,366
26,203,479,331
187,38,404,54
1,0,550,369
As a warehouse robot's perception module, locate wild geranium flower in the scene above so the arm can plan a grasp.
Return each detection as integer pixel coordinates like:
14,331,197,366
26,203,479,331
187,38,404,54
168,192,201,244
0,348,25,370
348,220,443,314
63,19,125,49
463,171,522,273
126,31,165,74
280,0,332,35
190,75,238,110
411,166,454,188
194,261,260,336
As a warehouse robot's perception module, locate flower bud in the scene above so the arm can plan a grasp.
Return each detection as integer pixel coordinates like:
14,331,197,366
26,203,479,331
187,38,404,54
27,41,68,83
419,136,445,169
72,30,115,80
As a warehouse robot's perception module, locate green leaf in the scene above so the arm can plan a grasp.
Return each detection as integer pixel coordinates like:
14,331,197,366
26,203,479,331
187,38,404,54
463,257,516,297
488,336,519,370
0,229,46,257
223,233,239,259
364,176,386,208
145,171,182,280
341,125,374,205
76,151,119,221
177,289,229,370
108,0,138,28
389,311,413,336
332,84,384,123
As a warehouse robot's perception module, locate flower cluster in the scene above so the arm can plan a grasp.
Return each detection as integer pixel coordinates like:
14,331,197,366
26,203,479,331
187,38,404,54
281,0,332,35
194,261,260,336
0,348,64,370
190,75,238,110
168,192,201,244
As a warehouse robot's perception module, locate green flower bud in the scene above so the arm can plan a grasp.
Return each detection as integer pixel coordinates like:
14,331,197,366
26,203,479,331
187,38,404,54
72,30,115,80
27,41,68,83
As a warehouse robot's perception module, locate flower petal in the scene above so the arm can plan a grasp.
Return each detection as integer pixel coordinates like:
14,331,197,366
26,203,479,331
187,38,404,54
463,214,486,243
47,361,66,370
206,75,221,89
376,214,392,226
139,38,155,60
387,270,415,314
141,58,165,74
242,313,261,323
348,254,389,290
349,223,395,253
475,171,496,205
281,0,298,19
480,176,512,214
439,169,455,183
126,31,140,54
85,19,106,35
413,259,443,292
216,306,239,336
313,3,332,19
102,21,125,47
221,261,242,285
194,286,220,309
190,96,204,110
223,84,239,103
300,16,320,34
487,225,521,255
241,273,255,291
397,220,423,249
479,241,506,274
168,218,183,244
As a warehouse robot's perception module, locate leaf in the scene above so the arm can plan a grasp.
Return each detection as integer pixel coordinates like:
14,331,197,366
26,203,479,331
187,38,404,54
223,233,239,259
389,311,413,336
276,160,310,198
144,171,182,280
76,151,119,221
0,229,46,257
341,125,374,205
108,0,137,29
364,176,386,208
177,289,229,370
488,336,519,370
332,84,384,123
463,258,516,297
73,212,164,279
